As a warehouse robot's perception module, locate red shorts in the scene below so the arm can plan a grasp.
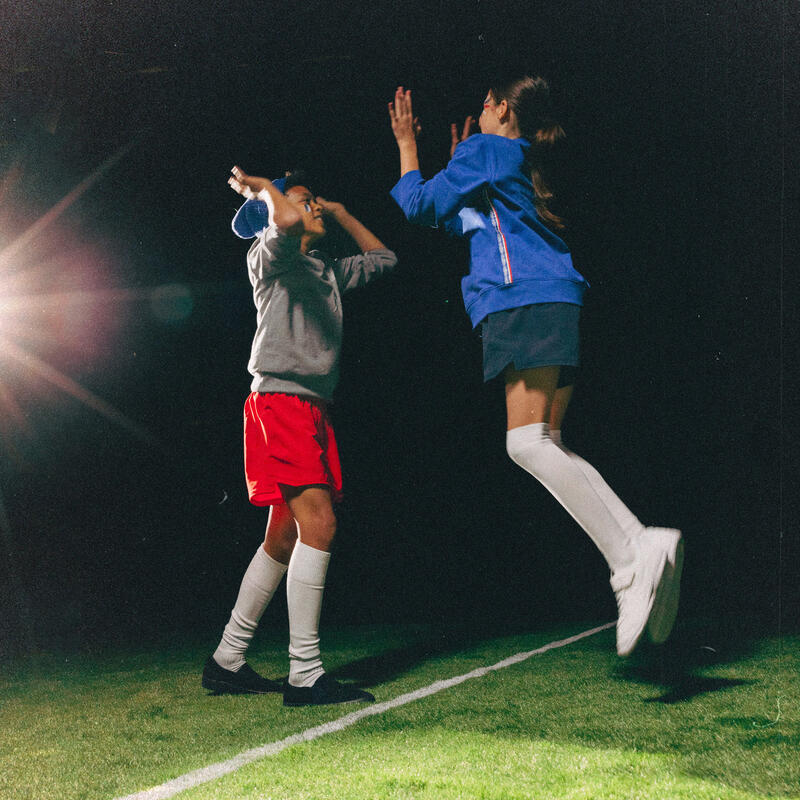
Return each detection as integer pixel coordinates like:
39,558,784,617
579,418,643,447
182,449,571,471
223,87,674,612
243,392,343,506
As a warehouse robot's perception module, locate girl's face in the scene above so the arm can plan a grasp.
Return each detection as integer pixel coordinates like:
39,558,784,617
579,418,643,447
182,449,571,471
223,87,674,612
286,186,326,240
479,91,520,138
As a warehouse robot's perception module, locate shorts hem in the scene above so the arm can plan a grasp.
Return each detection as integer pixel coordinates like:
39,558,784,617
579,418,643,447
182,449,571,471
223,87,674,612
244,392,343,508
483,359,579,383
248,484,343,507
249,496,278,507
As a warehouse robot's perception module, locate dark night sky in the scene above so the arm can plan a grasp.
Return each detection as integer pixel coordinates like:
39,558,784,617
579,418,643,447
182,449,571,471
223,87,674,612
0,1,795,655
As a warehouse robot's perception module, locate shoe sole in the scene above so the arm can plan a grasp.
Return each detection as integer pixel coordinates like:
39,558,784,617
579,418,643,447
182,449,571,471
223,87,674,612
202,677,280,695
283,695,370,707
647,528,683,644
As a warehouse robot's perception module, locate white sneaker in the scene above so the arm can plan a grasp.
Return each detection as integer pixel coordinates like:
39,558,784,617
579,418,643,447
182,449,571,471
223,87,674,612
646,528,683,644
611,536,668,656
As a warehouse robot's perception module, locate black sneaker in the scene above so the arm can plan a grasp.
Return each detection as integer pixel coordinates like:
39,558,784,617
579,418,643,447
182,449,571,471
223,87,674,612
283,673,375,707
202,657,282,695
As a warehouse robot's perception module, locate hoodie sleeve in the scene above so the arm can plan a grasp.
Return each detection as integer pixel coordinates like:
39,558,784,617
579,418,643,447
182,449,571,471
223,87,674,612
332,248,398,292
246,224,303,281
390,135,492,228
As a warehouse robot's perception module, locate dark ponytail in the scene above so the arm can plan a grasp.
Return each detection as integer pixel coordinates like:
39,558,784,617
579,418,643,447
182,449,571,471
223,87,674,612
489,76,566,230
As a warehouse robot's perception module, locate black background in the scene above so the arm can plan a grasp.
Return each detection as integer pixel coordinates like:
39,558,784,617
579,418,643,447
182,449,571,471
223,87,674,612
0,0,795,656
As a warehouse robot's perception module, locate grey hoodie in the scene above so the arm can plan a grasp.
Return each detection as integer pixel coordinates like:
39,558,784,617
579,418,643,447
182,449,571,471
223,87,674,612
245,224,397,400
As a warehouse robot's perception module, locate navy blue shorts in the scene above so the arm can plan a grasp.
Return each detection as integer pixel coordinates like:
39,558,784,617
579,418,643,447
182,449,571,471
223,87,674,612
481,302,580,386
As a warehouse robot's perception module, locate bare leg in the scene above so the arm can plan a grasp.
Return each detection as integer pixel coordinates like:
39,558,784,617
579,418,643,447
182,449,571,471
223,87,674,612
504,366,674,655
282,485,337,552
277,485,376,704
504,365,634,568
504,364,560,428
549,384,573,431
264,502,298,564
281,485,336,687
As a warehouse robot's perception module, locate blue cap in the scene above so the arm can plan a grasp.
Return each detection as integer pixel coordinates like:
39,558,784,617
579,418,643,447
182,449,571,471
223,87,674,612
231,177,288,239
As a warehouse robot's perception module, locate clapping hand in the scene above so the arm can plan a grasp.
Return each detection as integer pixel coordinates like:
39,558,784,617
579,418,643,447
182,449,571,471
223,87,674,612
449,116,476,158
388,87,422,145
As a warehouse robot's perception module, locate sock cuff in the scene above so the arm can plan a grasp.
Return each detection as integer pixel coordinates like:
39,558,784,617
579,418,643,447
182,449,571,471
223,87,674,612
256,545,289,574
506,422,550,449
288,541,331,586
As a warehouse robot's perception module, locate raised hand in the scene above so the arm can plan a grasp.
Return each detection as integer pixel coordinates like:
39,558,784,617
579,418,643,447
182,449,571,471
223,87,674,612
388,87,421,145
450,116,476,158
228,166,273,198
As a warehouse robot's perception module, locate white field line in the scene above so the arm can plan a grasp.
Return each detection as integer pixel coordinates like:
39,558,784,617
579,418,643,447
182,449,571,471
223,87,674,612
114,622,614,800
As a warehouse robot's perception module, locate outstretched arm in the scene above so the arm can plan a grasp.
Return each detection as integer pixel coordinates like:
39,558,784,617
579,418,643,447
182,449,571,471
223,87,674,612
388,86,421,177
228,166,304,236
316,197,386,253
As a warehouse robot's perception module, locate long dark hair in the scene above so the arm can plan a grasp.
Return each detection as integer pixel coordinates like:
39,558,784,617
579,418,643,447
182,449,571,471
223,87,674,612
489,75,566,230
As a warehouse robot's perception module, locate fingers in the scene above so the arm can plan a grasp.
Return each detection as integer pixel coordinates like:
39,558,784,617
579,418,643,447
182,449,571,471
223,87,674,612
403,88,413,116
228,176,254,199
461,116,475,140
449,116,475,155
392,86,412,117
316,196,343,218
227,176,244,196
390,86,423,145
229,167,256,198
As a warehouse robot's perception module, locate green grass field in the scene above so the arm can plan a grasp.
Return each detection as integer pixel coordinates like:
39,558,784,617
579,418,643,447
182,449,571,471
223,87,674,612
1,621,797,800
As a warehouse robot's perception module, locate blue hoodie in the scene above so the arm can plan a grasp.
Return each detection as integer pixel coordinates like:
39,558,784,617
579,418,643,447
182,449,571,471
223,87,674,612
391,133,588,327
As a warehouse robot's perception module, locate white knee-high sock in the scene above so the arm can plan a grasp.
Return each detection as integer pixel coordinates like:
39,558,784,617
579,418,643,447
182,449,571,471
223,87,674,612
506,423,635,573
213,546,288,671
286,540,330,688
550,429,644,543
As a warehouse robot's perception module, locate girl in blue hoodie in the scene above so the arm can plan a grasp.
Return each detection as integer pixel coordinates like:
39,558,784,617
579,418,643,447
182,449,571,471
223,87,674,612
389,76,682,656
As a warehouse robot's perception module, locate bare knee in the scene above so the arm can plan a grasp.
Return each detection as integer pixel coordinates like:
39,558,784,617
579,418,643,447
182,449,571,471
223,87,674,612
282,486,337,552
264,526,297,563
298,506,336,550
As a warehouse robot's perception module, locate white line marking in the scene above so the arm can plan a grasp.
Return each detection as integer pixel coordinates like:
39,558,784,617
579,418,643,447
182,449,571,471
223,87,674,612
114,622,614,800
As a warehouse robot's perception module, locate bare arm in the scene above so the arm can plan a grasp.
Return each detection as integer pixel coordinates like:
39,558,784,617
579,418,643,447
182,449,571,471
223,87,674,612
388,86,421,177
316,198,386,252
228,166,304,236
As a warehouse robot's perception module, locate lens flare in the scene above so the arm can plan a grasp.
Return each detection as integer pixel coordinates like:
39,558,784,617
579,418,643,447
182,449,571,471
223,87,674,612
149,283,194,323
0,141,165,453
